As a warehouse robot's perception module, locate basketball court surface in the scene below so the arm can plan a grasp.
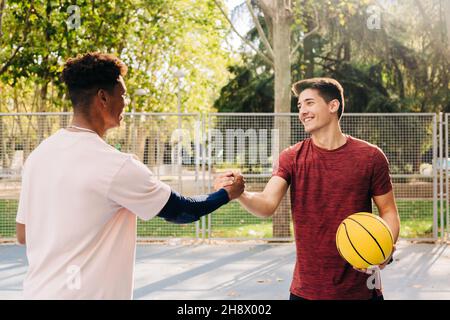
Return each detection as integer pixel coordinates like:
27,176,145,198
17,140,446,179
0,240,448,300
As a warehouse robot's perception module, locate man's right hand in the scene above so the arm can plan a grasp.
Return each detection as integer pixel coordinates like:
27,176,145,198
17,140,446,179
214,171,245,200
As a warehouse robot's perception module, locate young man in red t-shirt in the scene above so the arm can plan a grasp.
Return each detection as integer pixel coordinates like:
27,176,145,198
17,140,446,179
216,77,400,300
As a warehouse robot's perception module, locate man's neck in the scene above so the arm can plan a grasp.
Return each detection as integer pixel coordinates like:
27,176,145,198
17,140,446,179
70,114,105,137
311,124,347,151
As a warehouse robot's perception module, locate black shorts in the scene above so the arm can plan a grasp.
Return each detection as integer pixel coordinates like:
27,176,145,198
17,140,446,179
289,290,384,301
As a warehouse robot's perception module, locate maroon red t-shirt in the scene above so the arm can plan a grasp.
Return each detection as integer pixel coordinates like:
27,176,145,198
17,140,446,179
273,135,392,300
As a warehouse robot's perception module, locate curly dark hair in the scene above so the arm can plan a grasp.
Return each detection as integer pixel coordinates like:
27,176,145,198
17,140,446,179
61,52,128,114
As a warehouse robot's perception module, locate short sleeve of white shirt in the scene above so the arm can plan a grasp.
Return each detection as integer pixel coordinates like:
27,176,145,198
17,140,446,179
108,156,171,221
16,197,26,224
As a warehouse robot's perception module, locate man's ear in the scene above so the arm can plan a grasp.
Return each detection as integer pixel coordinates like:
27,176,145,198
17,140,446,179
97,89,108,108
329,99,340,115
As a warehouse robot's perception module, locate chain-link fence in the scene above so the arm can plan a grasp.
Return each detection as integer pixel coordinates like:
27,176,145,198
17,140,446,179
0,113,206,240
206,113,439,241
444,114,450,240
206,113,299,241
341,114,439,241
0,112,444,242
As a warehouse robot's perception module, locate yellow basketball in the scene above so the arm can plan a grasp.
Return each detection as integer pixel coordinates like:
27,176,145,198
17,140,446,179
336,212,394,269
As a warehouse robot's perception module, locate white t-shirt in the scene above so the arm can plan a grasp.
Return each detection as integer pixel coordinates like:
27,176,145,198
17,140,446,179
16,129,171,299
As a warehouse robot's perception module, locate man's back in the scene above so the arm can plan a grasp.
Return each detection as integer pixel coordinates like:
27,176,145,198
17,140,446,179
17,129,170,299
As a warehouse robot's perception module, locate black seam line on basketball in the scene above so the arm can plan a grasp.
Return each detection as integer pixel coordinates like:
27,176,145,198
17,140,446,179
353,213,394,245
342,222,375,266
347,218,386,260
336,226,345,259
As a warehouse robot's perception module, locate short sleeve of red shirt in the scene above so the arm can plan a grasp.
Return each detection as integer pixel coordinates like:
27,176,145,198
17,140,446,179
272,147,294,185
370,148,393,196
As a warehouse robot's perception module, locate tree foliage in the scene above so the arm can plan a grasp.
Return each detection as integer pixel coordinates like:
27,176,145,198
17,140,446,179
0,0,234,113
215,0,450,114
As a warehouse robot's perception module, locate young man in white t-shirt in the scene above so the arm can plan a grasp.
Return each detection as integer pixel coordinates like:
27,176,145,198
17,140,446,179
15,52,243,299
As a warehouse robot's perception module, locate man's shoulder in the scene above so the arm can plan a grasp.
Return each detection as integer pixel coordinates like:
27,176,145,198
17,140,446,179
281,139,308,155
88,138,134,166
26,129,130,165
348,136,385,155
24,130,64,163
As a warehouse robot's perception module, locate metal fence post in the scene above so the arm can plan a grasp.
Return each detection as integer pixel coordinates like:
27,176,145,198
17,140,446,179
439,112,444,240
207,114,212,243
194,114,201,240
433,114,438,240
205,114,212,242
446,114,449,240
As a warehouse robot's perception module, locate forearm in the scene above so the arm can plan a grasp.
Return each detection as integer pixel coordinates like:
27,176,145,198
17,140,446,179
373,191,400,245
238,191,275,218
157,189,230,224
16,223,26,245
380,210,400,243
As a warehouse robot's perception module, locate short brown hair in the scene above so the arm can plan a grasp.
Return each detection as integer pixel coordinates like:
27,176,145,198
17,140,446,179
292,77,345,120
61,52,127,114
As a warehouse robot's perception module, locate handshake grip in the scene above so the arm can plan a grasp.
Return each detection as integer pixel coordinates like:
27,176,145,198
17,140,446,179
213,171,246,200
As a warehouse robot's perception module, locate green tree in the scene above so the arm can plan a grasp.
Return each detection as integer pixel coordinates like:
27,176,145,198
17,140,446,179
0,0,235,164
214,0,449,237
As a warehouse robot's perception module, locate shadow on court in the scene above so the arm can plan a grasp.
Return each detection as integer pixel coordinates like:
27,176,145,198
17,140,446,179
0,240,448,300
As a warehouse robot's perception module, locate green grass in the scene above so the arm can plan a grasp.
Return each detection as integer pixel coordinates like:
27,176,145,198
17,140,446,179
382,200,436,238
209,201,292,238
0,199,443,239
137,217,196,237
210,200,438,239
0,199,18,238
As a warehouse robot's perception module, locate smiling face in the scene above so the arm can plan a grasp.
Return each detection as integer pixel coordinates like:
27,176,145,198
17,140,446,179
98,76,129,129
297,88,340,134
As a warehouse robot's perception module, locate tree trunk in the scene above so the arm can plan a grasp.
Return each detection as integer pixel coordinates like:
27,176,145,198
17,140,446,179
147,127,158,167
135,119,148,161
59,90,70,129
0,0,6,38
343,40,351,61
123,116,131,153
304,16,316,78
445,0,450,49
391,58,405,99
37,83,48,143
272,0,292,239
